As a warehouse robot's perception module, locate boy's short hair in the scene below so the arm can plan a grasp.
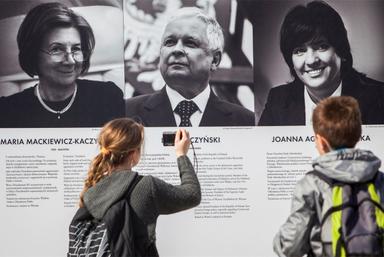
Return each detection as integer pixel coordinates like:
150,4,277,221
312,96,361,149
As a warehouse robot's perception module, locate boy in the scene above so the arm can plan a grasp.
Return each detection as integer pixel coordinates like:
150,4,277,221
273,96,384,257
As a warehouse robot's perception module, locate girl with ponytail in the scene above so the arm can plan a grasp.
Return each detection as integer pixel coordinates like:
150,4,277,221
79,118,144,207
70,117,201,256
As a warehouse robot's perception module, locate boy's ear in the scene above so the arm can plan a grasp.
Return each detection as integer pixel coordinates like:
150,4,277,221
315,134,332,155
210,50,222,71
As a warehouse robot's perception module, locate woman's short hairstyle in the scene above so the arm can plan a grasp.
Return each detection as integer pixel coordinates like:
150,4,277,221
17,2,95,77
280,1,353,79
312,96,361,149
167,7,224,54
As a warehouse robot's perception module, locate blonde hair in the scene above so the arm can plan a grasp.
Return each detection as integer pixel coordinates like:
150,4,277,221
79,118,144,207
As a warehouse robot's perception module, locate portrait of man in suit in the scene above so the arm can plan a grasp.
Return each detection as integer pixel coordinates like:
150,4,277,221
125,7,255,127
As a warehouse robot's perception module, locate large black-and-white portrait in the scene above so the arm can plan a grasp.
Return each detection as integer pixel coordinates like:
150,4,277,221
123,0,255,127
253,0,384,126
0,0,125,128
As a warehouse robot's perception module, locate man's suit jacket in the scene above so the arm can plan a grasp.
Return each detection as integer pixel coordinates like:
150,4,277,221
125,87,255,126
258,70,384,126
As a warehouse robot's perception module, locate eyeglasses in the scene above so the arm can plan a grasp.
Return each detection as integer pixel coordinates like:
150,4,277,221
40,48,86,62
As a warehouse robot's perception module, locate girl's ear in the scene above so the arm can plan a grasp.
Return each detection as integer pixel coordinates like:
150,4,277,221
131,148,141,167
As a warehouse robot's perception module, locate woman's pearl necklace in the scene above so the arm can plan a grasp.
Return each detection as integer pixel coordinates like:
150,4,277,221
35,83,77,119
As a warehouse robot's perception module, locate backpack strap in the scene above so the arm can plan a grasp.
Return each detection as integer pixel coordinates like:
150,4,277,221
307,170,335,186
321,202,354,227
359,197,384,212
104,173,144,257
125,173,143,199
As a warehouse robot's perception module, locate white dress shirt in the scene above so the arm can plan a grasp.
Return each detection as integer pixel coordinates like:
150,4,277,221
166,85,211,127
304,82,342,125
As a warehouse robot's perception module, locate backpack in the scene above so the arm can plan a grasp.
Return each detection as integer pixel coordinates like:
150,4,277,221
67,174,142,257
308,170,384,257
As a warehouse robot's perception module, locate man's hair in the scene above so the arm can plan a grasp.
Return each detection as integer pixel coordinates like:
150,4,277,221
280,1,353,79
167,7,224,53
312,96,361,149
17,2,95,77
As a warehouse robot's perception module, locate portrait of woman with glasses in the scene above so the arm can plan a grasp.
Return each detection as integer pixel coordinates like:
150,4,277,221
0,2,125,127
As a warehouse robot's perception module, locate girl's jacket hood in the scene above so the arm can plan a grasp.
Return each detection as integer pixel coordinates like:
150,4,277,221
83,170,136,220
312,148,381,183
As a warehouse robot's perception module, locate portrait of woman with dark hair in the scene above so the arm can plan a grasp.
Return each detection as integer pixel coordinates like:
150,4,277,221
0,2,125,127
257,0,384,126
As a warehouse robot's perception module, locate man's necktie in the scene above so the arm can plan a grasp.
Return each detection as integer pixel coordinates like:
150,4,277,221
174,100,199,127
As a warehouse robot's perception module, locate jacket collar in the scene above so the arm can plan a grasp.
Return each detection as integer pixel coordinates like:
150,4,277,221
142,87,177,126
313,148,381,183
